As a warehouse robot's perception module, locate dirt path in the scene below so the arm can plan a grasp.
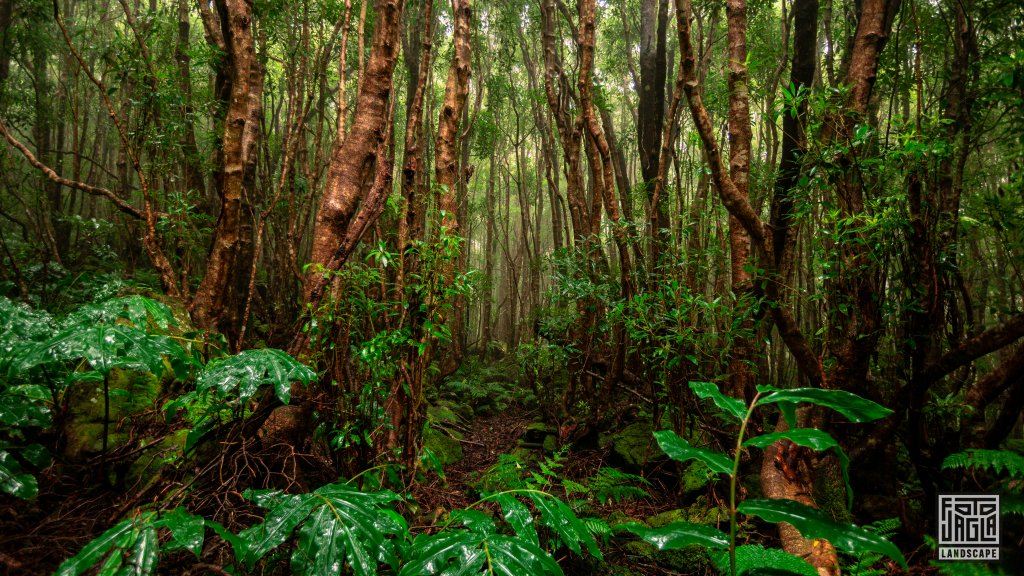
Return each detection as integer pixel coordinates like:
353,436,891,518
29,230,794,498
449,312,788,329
413,406,535,512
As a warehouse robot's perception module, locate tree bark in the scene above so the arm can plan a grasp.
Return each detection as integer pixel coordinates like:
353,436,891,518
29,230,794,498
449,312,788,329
190,0,264,344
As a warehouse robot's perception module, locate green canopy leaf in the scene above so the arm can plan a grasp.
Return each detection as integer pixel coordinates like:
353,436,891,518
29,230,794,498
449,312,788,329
0,450,37,499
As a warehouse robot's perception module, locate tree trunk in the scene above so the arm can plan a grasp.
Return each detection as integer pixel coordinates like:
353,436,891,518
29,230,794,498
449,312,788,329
190,0,264,344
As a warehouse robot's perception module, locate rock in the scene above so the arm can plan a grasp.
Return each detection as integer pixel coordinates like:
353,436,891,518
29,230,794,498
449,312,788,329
604,422,664,469
424,427,463,466
62,367,164,460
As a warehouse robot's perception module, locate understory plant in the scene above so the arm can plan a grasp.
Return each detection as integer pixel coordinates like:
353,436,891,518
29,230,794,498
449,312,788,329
624,380,908,576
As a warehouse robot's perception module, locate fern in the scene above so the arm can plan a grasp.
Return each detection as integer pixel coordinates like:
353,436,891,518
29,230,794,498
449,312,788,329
842,517,901,576
942,449,1024,480
585,467,651,505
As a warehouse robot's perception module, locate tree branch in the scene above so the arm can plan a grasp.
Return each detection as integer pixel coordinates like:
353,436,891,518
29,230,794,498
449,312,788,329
0,119,144,220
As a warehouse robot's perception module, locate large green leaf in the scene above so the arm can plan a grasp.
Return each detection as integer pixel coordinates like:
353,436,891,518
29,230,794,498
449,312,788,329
239,491,318,568
197,348,315,405
399,532,488,576
620,521,729,550
709,544,818,576
756,387,892,423
490,493,539,546
689,381,747,421
653,430,733,475
0,450,37,499
54,513,157,576
65,296,177,331
400,530,563,576
21,324,185,376
155,508,206,558
526,491,602,559
0,390,52,428
738,499,907,569
743,429,853,507
243,483,404,575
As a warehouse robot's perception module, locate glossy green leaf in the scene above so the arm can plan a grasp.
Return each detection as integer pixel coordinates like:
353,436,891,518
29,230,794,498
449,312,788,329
0,450,37,499
452,509,496,536
197,348,315,405
491,493,538,546
654,430,733,475
620,521,729,550
239,491,318,569
20,324,185,377
738,499,907,569
156,508,205,557
756,387,892,423
0,390,52,428
689,381,747,420
399,531,487,576
118,524,158,576
485,534,565,575
709,544,818,576
55,514,156,576
66,296,177,331
743,429,853,507
527,491,602,559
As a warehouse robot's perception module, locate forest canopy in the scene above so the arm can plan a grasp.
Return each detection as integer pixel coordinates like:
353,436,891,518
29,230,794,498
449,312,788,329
1,0,1023,574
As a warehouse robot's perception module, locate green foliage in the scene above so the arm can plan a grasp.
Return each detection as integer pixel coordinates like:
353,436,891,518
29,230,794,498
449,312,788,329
583,467,651,505
239,483,406,575
842,518,901,576
196,348,315,406
633,381,905,575
54,508,209,576
942,449,1024,479
738,499,905,567
710,545,818,576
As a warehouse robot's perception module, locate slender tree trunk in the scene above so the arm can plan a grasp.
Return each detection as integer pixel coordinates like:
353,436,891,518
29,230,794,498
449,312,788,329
190,0,264,344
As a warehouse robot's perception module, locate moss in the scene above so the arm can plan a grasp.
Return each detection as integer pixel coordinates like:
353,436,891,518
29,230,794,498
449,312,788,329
428,404,461,425
542,434,558,453
62,367,165,460
646,508,689,528
604,510,643,529
681,462,715,495
424,427,464,466
607,422,664,469
125,429,189,488
63,422,130,460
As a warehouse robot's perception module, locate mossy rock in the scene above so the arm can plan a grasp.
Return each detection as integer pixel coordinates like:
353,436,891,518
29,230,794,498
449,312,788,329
646,508,689,529
428,404,462,425
542,434,557,453
604,422,664,469
682,462,715,495
125,429,189,488
523,422,557,443
63,422,130,460
62,367,166,460
424,427,464,467
605,510,643,529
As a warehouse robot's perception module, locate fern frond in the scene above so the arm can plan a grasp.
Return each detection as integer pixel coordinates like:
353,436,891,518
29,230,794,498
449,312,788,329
942,449,1024,479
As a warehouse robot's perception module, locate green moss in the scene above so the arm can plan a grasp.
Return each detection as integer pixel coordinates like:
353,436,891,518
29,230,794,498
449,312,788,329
125,429,189,488
542,434,558,453
427,404,461,425
605,510,643,529
646,508,689,528
424,427,464,466
681,462,715,494
607,422,664,468
63,422,130,460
